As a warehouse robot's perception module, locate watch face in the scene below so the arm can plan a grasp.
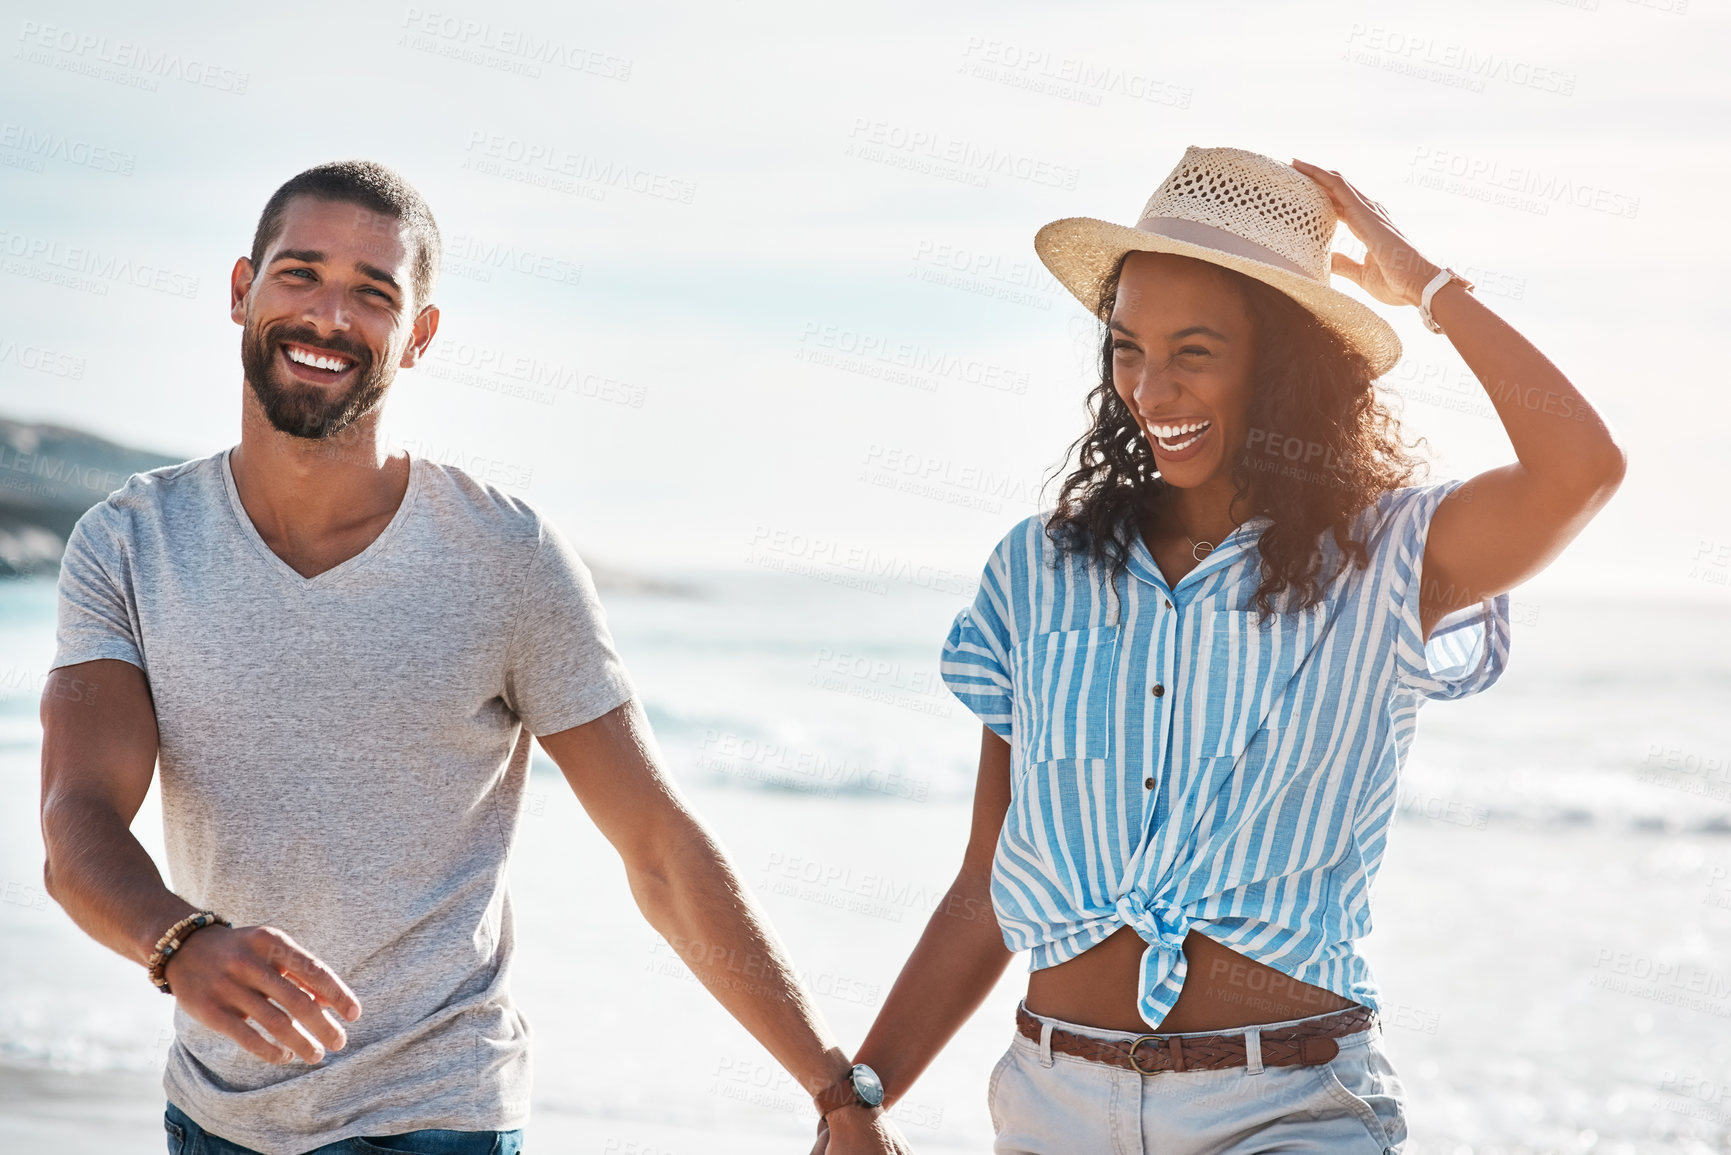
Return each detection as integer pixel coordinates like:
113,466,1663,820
852,1064,885,1107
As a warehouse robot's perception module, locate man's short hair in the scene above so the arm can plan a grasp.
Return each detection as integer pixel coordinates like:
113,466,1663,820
250,160,441,308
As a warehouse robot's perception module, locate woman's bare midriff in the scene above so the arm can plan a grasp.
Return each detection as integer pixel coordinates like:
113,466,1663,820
1024,925,1359,1034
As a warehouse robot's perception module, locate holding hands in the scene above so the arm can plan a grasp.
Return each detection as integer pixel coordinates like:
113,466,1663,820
808,1106,914,1154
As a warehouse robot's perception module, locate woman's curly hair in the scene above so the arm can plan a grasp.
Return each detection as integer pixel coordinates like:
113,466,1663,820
1042,252,1428,621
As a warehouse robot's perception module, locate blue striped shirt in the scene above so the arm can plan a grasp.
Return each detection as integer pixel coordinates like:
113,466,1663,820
939,478,1510,1028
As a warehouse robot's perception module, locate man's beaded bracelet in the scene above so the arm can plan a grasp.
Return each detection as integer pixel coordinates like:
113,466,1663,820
146,911,231,994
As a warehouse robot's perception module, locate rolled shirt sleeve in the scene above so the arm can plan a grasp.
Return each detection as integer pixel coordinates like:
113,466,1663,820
939,540,1017,740
1382,478,1512,701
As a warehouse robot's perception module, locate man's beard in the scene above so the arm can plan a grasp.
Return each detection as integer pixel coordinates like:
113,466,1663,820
240,318,394,440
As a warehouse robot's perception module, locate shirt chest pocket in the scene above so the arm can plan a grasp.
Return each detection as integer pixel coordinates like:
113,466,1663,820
1196,605,1323,759
1013,624,1121,764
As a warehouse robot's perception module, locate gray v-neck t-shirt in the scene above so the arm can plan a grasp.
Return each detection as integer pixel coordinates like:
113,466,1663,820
50,447,637,1153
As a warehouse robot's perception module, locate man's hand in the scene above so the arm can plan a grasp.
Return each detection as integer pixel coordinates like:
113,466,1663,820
809,1106,914,1154
39,659,366,1068
163,923,361,1064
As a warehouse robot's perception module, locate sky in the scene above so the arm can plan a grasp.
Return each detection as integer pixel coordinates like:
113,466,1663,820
0,0,1725,596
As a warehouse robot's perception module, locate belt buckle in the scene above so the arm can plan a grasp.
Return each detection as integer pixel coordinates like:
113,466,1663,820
1126,1033,1164,1075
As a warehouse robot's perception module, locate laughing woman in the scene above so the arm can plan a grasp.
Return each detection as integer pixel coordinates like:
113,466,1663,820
819,148,1624,1152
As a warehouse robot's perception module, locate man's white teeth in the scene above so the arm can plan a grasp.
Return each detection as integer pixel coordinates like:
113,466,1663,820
1153,420,1210,451
285,346,352,372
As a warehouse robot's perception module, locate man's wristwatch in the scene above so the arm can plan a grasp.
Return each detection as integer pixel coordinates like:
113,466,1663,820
1416,266,1475,334
814,1063,886,1118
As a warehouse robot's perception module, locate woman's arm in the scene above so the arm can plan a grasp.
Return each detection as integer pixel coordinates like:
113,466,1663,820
853,724,1017,1107
1293,159,1627,640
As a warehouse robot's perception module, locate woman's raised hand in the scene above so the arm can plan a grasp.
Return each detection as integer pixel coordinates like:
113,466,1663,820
1292,158,1443,312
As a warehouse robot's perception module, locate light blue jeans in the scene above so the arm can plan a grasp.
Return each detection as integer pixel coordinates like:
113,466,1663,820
988,1002,1407,1154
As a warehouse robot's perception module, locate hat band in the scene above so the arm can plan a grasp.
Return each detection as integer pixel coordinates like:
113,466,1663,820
1133,215,1316,281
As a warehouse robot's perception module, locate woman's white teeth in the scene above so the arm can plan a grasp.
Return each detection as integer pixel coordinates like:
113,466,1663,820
286,346,351,372
1153,421,1210,451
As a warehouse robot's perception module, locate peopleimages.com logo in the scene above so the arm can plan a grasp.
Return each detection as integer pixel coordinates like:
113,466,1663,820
14,20,250,94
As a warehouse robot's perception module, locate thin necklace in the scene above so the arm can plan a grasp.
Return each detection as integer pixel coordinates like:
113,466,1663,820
1170,501,1238,562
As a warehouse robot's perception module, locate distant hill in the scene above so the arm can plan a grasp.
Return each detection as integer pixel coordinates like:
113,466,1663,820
0,417,181,577
0,415,699,595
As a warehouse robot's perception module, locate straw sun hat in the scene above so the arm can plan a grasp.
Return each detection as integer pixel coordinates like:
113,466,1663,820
1034,145,1402,377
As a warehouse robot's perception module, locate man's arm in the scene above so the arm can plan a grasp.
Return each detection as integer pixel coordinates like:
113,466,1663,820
537,698,911,1153
39,658,360,1065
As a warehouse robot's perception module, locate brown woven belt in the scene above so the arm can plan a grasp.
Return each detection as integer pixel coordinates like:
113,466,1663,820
1015,1003,1377,1075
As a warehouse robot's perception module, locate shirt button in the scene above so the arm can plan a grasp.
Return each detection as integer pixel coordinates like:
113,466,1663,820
1150,683,1165,697
1144,777,1155,789
1164,598,1173,609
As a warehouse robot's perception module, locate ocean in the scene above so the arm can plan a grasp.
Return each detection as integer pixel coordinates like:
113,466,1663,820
2,569,1729,1152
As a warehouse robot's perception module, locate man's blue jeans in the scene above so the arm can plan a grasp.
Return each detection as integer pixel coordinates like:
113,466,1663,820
164,1100,524,1154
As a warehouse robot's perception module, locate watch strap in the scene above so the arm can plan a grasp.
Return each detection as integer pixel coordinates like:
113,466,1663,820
814,1076,860,1116
814,1064,877,1117
1418,266,1474,334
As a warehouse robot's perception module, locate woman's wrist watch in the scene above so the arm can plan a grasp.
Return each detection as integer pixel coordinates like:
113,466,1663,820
1416,266,1475,334
814,1062,886,1118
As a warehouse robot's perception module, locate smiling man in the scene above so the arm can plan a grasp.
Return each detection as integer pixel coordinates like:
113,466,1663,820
37,161,908,1155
